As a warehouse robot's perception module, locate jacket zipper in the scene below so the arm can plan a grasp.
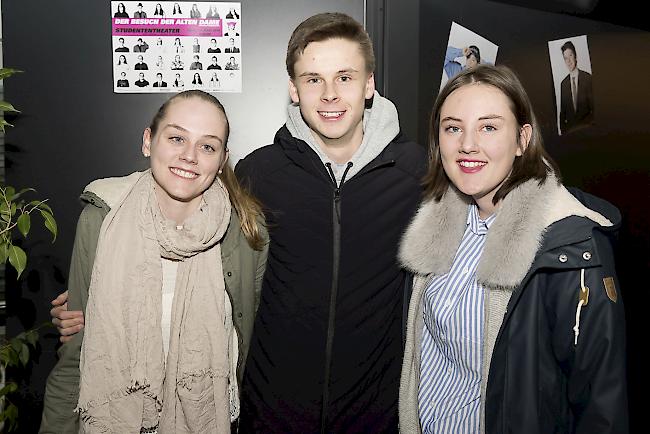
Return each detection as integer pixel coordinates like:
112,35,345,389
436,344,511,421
320,161,352,434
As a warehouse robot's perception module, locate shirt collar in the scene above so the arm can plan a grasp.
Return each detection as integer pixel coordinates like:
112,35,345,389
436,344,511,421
467,204,496,235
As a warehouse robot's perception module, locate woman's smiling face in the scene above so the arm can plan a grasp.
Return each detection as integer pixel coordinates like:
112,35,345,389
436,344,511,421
438,82,530,216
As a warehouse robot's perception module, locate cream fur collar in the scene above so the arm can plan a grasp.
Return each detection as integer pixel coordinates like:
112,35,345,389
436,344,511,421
399,175,612,291
84,171,144,209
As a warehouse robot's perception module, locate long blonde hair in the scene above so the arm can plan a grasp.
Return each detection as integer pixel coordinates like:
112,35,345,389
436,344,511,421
149,90,266,250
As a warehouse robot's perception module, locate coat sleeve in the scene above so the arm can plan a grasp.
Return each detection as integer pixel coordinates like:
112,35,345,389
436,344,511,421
253,217,269,310
552,231,628,433
39,204,104,434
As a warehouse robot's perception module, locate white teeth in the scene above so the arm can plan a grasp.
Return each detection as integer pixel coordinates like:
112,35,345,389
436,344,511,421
170,167,198,179
459,161,486,168
319,111,344,118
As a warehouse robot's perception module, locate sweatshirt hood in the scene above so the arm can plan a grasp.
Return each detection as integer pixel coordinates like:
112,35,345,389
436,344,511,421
285,90,400,183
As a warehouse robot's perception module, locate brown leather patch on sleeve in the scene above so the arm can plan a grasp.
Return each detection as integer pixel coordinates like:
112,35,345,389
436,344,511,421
603,277,618,303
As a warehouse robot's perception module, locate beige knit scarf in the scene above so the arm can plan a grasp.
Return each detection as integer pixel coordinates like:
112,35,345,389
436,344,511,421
77,170,232,433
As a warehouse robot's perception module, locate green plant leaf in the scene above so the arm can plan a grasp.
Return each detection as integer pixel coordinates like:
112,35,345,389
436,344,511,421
0,101,20,113
30,200,52,214
3,402,19,431
8,244,27,279
0,382,18,397
40,210,57,242
0,119,13,133
10,202,16,216
18,343,29,366
0,67,22,80
2,346,18,367
12,188,35,201
5,186,15,201
10,338,22,355
0,243,8,264
25,330,39,347
17,213,31,238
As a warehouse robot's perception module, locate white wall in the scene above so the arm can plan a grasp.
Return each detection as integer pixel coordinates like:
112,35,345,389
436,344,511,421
216,0,364,163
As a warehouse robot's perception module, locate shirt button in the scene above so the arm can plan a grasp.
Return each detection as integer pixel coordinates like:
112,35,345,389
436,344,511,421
227,271,232,277
558,253,568,263
582,251,592,261
447,366,453,374
237,312,243,318
463,267,470,274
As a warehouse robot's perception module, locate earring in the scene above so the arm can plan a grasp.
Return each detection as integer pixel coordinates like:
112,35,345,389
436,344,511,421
218,169,223,174
144,152,150,157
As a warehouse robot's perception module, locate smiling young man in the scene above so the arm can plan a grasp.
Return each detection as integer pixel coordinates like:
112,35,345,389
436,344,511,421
235,12,426,433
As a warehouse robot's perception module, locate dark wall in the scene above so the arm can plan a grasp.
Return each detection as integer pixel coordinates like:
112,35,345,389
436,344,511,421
367,0,422,141
2,0,363,430
381,0,647,429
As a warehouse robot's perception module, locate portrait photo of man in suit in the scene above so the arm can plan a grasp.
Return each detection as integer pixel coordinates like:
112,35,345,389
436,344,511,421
224,38,240,53
558,40,594,135
152,72,167,87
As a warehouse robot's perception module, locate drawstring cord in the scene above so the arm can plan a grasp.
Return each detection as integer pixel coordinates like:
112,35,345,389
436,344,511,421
573,268,590,346
325,161,353,189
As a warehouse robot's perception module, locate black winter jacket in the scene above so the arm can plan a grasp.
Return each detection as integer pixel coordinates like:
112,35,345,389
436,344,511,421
486,187,628,433
399,177,628,434
236,126,426,433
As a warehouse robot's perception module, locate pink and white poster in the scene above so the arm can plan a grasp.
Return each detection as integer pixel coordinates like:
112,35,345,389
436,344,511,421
111,1,242,93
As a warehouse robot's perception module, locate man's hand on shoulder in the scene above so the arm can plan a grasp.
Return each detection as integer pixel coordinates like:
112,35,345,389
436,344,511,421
50,290,84,343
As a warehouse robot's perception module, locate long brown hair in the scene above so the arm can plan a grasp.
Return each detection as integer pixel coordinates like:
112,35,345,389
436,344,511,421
423,64,561,203
149,90,266,250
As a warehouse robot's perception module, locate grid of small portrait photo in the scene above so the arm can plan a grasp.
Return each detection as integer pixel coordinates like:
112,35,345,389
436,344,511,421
111,1,242,93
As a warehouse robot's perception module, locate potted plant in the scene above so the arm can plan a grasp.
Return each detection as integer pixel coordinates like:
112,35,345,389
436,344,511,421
0,67,58,431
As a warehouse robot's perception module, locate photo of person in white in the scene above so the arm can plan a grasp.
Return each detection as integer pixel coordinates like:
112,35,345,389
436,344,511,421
209,71,221,89
171,54,184,70
206,5,220,18
116,54,129,69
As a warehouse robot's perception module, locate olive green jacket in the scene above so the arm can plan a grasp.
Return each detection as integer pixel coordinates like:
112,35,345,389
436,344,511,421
39,187,268,434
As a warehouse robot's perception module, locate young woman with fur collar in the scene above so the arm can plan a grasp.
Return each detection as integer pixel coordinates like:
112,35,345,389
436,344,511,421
398,65,627,433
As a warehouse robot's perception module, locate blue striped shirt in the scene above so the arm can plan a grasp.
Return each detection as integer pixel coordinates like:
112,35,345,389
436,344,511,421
419,204,495,433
